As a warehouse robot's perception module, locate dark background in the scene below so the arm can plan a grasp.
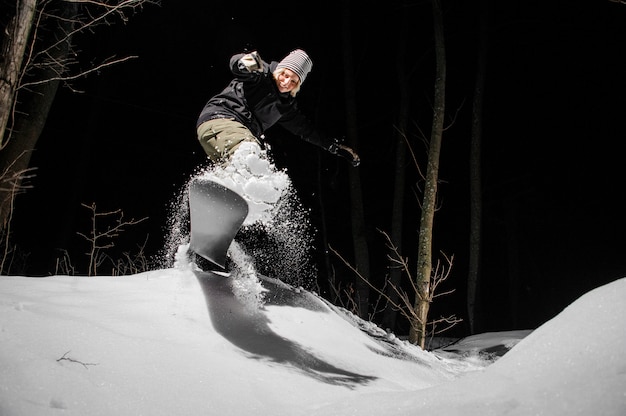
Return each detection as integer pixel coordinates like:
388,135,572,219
10,0,626,335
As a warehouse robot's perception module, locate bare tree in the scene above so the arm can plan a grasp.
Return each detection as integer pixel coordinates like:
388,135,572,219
340,0,371,319
467,0,489,334
410,0,447,348
77,202,146,276
0,0,159,264
1,0,158,148
382,4,410,332
0,0,37,146
331,233,461,349
0,158,36,272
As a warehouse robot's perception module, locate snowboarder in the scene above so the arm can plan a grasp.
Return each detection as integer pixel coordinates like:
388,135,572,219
190,49,359,275
195,49,360,167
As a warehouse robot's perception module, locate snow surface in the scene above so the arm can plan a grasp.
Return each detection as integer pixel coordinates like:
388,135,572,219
2,142,625,415
1,258,625,415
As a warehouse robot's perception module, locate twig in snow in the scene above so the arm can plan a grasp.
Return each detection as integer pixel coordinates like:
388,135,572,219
56,351,98,369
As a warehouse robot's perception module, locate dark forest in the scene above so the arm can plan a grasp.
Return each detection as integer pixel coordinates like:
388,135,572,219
6,0,626,337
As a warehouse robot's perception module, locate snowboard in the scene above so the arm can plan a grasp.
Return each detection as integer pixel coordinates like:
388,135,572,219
188,178,249,270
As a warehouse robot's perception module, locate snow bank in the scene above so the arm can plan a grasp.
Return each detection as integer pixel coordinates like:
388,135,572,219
309,277,626,416
0,272,625,415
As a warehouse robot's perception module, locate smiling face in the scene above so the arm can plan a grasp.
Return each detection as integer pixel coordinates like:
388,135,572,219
275,68,300,94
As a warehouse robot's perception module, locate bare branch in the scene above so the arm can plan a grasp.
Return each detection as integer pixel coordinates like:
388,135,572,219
443,97,465,131
35,0,159,62
0,152,38,272
77,202,147,276
429,315,463,335
18,55,138,90
56,351,98,369
394,124,426,181
329,229,461,348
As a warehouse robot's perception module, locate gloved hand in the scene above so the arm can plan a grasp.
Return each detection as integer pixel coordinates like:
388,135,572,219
240,51,263,72
329,139,360,167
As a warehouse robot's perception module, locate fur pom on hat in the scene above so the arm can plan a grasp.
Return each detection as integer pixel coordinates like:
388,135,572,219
277,49,313,84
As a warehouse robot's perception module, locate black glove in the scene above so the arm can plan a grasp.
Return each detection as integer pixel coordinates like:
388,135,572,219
329,139,360,167
240,51,263,72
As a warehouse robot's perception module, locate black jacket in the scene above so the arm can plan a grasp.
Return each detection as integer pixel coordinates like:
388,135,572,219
197,53,333,151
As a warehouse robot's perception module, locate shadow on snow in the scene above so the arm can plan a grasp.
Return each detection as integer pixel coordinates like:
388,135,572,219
195,271,376,388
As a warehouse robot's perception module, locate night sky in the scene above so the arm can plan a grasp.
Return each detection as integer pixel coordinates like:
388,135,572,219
10,0,626,335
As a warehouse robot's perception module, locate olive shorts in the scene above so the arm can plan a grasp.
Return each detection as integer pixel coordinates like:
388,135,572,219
196,119,258,162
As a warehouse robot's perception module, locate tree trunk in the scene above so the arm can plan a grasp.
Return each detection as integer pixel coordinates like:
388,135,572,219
410,0,446,349
0,1,74,230
341,0,370,318
505,203,521,327
382,14,409,332
468,0,489,334
0,0,37,150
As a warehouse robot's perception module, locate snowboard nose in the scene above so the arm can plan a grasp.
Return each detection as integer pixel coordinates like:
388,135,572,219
189,179,249,269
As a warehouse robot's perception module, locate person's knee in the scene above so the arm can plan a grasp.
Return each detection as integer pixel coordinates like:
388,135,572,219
195,119,258,163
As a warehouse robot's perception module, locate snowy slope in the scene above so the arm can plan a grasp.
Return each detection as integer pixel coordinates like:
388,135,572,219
0,258,625,415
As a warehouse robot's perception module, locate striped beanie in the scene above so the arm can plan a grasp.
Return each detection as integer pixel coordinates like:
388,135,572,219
277,49,313,84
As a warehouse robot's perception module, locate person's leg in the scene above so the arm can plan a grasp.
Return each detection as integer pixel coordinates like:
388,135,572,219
196,119,258,162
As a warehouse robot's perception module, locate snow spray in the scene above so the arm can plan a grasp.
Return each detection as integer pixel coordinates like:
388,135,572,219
162,142,317,289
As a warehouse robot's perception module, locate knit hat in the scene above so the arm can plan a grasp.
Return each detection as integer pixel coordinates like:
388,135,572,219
277,49,313,84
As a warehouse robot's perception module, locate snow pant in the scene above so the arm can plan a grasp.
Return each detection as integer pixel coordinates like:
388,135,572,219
196,119,260,163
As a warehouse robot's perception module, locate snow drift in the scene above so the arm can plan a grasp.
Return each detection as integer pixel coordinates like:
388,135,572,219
0,256,625,415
